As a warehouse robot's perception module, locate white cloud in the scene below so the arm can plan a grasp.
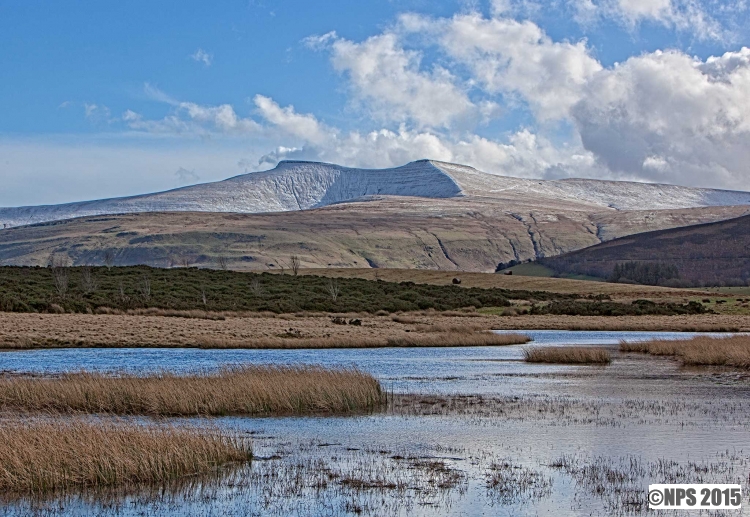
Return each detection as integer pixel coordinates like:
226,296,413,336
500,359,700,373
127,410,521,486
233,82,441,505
399,13,602,121
311,31,494,129
253,95,334,145
123,86,260,135
571,0,725,40
190,48,213,66
571,47,750,189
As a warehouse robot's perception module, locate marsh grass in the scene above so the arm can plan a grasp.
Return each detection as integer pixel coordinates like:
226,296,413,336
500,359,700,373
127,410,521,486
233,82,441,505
50,331,530,350
620,335,750,368
0,366,384,416
0,420,251,494
523,346,611,364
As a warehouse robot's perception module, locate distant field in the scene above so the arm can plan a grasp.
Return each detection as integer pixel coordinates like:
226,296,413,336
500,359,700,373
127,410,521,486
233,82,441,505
295,268,707,298
503,263,604,282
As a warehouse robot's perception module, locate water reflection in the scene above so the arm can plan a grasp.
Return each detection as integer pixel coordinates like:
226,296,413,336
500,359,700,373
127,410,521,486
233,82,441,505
2,331,749,516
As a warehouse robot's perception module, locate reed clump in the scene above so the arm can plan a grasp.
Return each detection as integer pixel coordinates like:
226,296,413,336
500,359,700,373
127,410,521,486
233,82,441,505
0,420,251,494
523,346,611,364
620,335,750,368
386,332,530,348
0,366,384,416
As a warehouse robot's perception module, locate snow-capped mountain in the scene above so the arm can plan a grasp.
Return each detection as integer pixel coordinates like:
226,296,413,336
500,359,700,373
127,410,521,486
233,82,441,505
2,159,750,228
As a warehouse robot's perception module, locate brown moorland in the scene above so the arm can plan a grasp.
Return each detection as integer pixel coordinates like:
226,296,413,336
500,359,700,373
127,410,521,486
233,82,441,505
0,366,384,416
0,312,748,351
0,420,251,494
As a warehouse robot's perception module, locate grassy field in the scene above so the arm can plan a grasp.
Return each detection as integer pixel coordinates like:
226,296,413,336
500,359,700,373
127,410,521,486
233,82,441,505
0,366,385,416
0,420,251,494
296,268,706,298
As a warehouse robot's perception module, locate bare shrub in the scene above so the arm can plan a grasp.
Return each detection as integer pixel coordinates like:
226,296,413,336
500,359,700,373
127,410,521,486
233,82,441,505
326,278,340,302
138,274,151,302
290,255,300,276
49,256,70,297
523,346,611,364
216,256,229,271
0,420,251,494
103,249,115,269
250,276,263,296
79,266,97,294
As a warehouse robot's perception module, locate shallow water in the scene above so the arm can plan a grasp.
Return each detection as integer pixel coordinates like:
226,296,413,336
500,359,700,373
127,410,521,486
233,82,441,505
2,330,750,516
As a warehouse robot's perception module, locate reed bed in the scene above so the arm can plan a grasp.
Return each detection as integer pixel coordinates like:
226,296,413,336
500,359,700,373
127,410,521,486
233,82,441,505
200,331,529,349
386,332,530,348
620,335,750,368
0,420,251,494
0,366,384,416
523,346,612,364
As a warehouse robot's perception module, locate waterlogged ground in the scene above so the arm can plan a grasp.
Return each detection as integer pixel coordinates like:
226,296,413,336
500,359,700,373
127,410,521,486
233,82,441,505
2,331,750,516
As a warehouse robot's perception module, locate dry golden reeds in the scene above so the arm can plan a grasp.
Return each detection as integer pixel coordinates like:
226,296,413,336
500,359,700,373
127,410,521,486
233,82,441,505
0,366,384,416
0,420,251,494
523,346,611,364
387,332,530,348
620,335,750,368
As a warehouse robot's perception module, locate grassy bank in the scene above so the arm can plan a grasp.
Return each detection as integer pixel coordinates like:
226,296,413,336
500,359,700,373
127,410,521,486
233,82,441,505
0,366,384,416
0,420,251,494
523,346,611,364
620,335,750,368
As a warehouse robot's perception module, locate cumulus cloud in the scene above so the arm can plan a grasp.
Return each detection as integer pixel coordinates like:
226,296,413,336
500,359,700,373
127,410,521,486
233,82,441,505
400,13,602,121
253,95,334,145
118,12,750,191
190,48,213,66
571,47,750,188
309,31,496,129
123,86,260,135
571,0,725,40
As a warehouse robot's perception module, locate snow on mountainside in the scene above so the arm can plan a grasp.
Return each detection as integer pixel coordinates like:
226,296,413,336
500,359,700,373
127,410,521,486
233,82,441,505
2,159,750,228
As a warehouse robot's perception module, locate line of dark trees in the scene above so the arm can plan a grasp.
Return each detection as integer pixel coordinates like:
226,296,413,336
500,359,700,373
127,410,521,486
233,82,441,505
608,262,680,286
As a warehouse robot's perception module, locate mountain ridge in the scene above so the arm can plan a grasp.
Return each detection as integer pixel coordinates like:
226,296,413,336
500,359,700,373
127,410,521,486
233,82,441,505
3,159,750,229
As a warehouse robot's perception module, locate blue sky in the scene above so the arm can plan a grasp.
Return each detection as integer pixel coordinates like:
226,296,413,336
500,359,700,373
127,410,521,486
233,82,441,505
1,0,749,206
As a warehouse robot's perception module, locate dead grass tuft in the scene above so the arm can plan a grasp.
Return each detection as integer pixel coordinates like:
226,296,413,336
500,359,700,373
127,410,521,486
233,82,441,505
523,346,611,364
0,420,251,494
620,335,750,368
0,366,384,416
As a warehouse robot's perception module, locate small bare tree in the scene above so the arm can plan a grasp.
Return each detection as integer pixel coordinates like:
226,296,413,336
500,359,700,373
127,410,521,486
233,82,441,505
118,280,129,304
80,266,97,294
326,278,340,302
179,256,192,268
250,276,263,296
216,256,229,271
48,254,70,297
290,255,300,276
138,274,151,302
201,288,208,307
52,264,69,297
103,250,115,269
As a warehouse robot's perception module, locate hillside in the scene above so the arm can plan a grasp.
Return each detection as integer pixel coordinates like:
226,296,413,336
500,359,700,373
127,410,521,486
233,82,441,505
1,159,750,271
537,213,750,287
